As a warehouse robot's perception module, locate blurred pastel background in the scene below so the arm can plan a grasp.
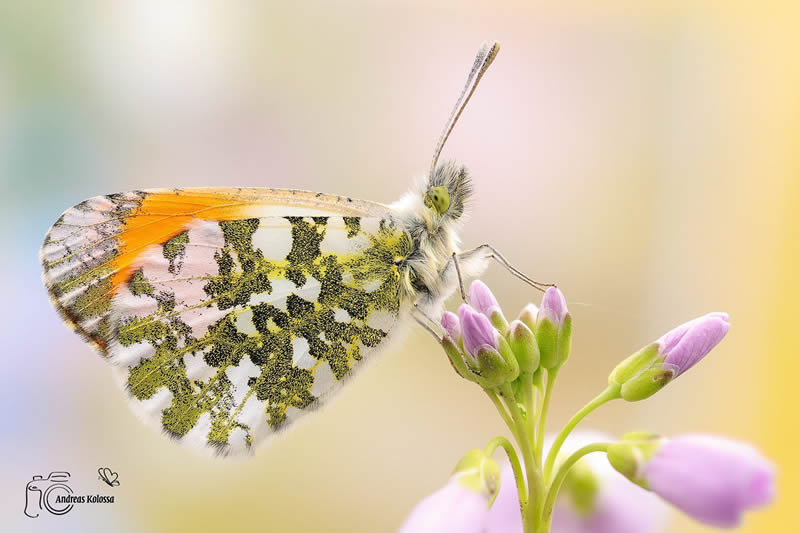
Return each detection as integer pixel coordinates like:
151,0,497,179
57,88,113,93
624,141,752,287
1,1,797,532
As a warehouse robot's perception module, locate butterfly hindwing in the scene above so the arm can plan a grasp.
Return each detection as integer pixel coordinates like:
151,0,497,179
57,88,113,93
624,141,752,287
41,188,412,455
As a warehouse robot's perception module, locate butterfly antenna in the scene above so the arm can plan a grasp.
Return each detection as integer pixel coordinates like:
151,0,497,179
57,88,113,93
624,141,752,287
429,40,500,180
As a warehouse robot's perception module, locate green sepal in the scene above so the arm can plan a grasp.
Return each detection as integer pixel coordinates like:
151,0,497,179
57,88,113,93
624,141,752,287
535,319,559,369
453,449,501,506
562,459,600,515
608,343,661,386
620,366,675,402
508,320,540,374
496,336,521,382
556,313,573,366
442,336,492,388
442,336,470,378
490,310,510,336
516,304,538,332
606,432,664,488
476,346,512,387
606,442,645,487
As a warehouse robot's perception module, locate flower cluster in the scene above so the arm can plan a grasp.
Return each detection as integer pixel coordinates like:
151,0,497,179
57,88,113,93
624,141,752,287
401,281,774,533
440,281,570,390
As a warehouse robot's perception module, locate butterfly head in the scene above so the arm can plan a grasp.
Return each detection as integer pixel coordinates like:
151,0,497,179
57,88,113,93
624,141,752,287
425,161,472,221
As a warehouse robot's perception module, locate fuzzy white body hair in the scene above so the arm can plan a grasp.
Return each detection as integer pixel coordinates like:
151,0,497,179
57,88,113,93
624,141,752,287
388,162,490,316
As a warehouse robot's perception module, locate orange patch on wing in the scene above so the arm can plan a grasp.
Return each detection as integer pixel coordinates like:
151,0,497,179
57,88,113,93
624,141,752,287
110,192,254,290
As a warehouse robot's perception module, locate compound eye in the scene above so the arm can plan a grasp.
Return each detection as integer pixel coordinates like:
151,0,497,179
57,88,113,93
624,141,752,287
424,186,450,215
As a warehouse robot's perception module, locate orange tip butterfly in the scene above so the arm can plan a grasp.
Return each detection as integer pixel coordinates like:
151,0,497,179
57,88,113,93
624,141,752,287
40,41,548,456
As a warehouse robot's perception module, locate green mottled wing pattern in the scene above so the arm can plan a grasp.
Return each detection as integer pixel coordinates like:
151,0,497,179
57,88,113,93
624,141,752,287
48,203,412,455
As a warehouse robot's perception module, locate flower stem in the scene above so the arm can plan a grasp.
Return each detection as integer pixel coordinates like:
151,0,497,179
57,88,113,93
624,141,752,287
500,384,543,533
484,389,515,433
543,385,620,483
539,443,611,533
534,367,559,465
484,436,527,511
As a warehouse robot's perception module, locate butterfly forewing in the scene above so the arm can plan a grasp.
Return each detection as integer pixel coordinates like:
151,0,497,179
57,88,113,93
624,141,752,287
41,188,412,455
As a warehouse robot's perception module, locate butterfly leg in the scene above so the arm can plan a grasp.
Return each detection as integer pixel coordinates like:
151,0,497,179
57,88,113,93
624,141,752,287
451,252,468,302
458,244,554,292
413,305,443,341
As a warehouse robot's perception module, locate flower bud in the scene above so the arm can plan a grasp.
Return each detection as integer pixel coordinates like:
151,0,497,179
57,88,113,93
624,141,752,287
609,313,730,401
458,304,499,360
441,311,461,341
470,280,508,334
507,320,540,374
399,449,501,533
469,280,500,317
606,432,664,488
609,434,775,528
516,303,538,331
656,312,730,377
535,287,572,369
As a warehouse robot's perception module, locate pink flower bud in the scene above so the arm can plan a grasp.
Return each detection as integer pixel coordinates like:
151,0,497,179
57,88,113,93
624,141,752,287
399,478,490,533
539,286,568,327
469,280,502,317
536,287,572,369
643,435,774,528
458,304,499,358
400,449,500,533
656,312,730,376
441,311,461,340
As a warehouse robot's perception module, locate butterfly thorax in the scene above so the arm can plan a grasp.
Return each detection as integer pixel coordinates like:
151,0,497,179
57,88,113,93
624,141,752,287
390,162,473,312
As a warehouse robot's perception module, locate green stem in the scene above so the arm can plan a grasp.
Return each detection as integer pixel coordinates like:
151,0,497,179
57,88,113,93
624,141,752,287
539,443,611,533
522,372,536,449
484,436,527,510
535,367,559,464
484,389,515,433
543,385,620,483
500,384,542,533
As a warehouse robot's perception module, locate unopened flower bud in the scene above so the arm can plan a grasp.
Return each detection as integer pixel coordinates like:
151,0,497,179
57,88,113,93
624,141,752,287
441,311,461,341
399,449,501,533
535,287,572,369
470,280,508,334
516,303,538,331
608,434,775,528
606,432,664,488
458,304,499,360
507,320,540,374
610,313,730,401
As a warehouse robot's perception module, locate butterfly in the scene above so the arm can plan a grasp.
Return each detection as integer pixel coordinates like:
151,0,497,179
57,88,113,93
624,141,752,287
40,41,548,456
